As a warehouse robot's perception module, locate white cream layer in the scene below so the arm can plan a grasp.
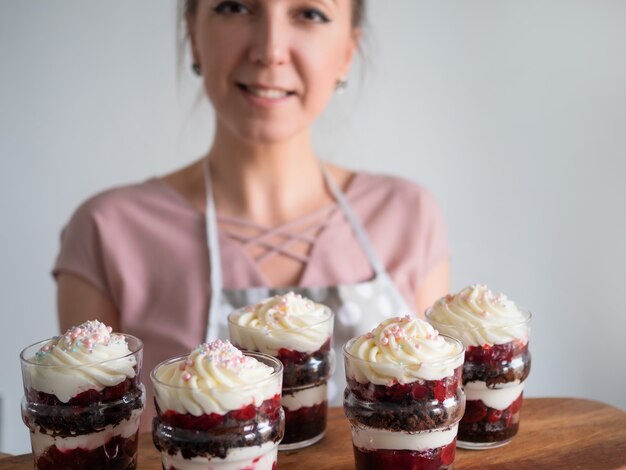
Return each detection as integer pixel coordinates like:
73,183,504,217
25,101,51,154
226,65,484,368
30,407,142,456
153,341,281,416
229,293,333,354
160,441,277,470
229,325,332,356
426,284,529,347
281,383,327,411
351,424,458,452
464,380,524,410
28,320,137,403
345,316,464,384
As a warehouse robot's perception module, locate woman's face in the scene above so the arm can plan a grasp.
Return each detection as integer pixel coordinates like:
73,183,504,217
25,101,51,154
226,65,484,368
188,0,359,144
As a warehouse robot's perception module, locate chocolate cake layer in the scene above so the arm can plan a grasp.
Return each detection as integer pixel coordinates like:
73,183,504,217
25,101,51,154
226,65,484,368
281,351,332,388
153,413,284,460
344,388,464,433
25,385,144,437
462,351,531,387
459,421,519,443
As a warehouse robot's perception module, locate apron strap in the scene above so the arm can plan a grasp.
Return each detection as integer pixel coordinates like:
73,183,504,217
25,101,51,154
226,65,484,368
320,164,387,277
320,163,414,314
204,159,223,341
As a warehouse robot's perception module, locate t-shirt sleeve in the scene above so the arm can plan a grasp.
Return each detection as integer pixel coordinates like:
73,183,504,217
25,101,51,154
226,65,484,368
52,198,114,303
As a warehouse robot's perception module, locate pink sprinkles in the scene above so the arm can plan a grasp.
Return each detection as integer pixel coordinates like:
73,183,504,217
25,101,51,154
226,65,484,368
178,340,254,379
35,320,123,361
381,322,406,344
372,315,445,353
267,297,289,323
252,293,317,328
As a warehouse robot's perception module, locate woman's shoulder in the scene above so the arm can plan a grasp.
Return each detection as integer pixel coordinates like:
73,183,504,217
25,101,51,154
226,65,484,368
348,170,442,215
70,178,164,219
64,177,195,236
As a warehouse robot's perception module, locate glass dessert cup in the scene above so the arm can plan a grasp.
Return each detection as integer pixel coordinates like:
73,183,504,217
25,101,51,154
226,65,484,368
427,311,532,449
20,335,145,470
151,351,285,470
343,337,465,470
228,309,334,450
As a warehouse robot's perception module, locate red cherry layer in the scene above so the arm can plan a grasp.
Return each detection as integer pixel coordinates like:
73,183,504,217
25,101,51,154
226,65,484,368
277,338,333,388
347,366,462,405
35,434,138,470
353,439,456,470
462,339,531,387
28,378,134,407
153,394,284,460
459,394,523,443
158,394,281,431
282,401,327,444
276,338,331,365
465,340,528,366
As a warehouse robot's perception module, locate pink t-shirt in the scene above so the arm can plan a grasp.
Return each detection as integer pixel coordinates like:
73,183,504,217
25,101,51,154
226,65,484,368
53,171,449,426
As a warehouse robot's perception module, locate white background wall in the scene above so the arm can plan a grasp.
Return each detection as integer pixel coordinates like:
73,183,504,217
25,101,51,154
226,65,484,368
1,0,625,454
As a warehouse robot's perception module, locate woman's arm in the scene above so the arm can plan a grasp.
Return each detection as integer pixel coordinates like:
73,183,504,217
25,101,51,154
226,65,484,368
414,259,450,318
57,273,120,332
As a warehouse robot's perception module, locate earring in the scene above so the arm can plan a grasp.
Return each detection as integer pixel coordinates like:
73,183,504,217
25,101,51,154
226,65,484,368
335,78,348,94
192,63,201,76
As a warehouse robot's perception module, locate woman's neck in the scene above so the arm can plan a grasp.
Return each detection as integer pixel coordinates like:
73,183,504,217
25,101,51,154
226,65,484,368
208,127,331,226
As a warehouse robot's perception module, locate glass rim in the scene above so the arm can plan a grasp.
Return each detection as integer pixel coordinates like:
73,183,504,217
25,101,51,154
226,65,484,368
425,309,532,332
19,334,143,368
342,333,465,368
150,350,283,391
227,305,334,334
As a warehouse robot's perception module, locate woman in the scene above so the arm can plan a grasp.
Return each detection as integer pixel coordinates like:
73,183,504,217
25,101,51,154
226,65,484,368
54,0,450,426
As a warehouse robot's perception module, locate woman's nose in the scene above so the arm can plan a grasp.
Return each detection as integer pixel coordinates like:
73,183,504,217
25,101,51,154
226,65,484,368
248,13,289,66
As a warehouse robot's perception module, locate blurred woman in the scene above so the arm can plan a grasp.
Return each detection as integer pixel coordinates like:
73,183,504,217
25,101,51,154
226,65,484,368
54,0,450,426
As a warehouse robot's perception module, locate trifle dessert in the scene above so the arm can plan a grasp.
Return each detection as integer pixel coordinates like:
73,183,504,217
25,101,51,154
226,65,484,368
20,320,145,470
228,292,334,450
151,339,284,470
426,284,531,449
343,315,465,470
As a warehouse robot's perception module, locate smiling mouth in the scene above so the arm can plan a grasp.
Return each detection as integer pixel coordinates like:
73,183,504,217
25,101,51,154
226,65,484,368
236,83,296,99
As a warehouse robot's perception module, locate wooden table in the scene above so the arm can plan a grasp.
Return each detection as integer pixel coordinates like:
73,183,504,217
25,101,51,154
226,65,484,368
2,398,625,469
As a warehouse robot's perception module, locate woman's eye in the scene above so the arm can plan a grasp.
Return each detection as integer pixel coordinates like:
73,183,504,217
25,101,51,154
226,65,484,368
299,8,330,24
213,1,250,16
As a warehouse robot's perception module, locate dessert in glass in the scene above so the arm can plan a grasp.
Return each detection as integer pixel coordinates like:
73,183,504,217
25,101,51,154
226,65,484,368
426,284,531,449
343,316,465,470
151,339,284,470
228,292,334,450
20,320,145,470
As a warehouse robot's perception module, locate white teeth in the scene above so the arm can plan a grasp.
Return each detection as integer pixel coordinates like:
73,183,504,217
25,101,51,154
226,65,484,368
246,86,290,99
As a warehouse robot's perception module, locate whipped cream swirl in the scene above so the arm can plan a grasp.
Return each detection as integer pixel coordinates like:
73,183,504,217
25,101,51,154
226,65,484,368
228,292,333,354
152,340,282,416
426,284,530,347
25,320,137,402
345,316,464,384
